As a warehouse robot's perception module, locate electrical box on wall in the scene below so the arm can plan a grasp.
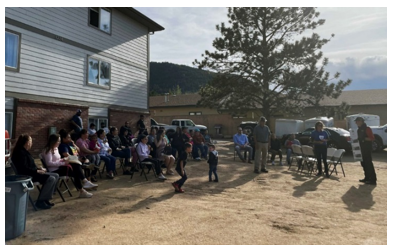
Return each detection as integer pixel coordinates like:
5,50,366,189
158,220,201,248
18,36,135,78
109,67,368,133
48,127,57,136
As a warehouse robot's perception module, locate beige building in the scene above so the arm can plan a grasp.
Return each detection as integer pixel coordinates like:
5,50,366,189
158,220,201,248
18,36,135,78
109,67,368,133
149,89,387,137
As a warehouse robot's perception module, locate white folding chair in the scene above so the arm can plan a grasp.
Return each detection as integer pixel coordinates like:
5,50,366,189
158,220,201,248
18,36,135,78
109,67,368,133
300,145,317,175
288,144,303,170
328,149,346,177
326,148,337,165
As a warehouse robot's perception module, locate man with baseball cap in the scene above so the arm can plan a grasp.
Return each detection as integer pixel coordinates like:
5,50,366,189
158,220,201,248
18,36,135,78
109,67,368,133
355,117,377,185
192,128,208,160
253,116,270,173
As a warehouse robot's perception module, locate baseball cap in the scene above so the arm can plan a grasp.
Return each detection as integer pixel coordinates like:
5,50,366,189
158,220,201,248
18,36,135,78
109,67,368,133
194,128,200,132
77,109,82,113
355,117,364,122
259,116,267,122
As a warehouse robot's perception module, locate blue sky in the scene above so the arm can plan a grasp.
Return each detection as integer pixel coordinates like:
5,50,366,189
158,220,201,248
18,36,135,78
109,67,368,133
135,7,387,91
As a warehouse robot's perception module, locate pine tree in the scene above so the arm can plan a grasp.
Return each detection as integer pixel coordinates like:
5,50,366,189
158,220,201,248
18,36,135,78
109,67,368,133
194,7,351,124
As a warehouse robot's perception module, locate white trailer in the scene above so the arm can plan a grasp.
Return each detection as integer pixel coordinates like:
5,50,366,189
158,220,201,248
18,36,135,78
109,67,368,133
304,117,334,129
274,119,304,138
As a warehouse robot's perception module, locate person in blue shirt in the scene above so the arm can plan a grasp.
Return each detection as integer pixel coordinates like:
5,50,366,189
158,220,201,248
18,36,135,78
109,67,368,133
310,121,330,177
233,126,253,163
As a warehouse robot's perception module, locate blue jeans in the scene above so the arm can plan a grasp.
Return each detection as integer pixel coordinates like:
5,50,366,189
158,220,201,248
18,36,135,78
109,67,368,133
192,144,208,159
100,155,116,173
286,149,292,164
209,164,218,181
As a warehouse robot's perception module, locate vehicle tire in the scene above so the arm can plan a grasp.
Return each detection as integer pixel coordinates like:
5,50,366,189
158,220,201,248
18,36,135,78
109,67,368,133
243,126,253,135
372,136,383,152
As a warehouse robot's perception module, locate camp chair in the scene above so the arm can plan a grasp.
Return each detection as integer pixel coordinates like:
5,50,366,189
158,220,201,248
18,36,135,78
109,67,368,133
288,144,303,170
300,145,317,176
328,149,346,177
131,143,157,181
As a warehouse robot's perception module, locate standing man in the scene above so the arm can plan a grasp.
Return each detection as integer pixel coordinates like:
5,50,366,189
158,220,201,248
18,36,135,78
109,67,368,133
253,117,270,173
233,127,253,163
70,109,83,141
137,115,148,135
355,117,377,185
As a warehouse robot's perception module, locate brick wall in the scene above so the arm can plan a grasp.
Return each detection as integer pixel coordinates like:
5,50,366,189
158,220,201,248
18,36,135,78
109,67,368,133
14,99,88,156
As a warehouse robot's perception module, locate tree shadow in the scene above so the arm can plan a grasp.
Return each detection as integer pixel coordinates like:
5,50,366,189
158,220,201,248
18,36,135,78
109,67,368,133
341,184,376,212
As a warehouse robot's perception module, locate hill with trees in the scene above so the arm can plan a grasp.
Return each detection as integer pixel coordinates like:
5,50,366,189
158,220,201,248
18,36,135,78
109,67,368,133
149,62,215,95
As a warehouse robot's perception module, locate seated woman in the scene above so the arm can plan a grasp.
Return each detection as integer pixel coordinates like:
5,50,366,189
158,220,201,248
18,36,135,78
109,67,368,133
136,135,167,180
76,129,101,182
11,134,59,209
155,129,175,175
96,129,116,179
119,127,138,166
57,131,98,197
107,126,134,174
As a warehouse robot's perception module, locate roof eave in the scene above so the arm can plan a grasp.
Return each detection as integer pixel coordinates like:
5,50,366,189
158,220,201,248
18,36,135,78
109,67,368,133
117,7,165,32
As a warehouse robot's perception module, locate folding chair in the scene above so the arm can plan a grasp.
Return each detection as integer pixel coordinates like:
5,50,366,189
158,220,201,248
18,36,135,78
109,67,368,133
233,146,248,161
328,149,346,177
288,144,303,170
39,154,73,201
326,148,337,165
131,143,157,181
8,159,39,211
300,145,317,176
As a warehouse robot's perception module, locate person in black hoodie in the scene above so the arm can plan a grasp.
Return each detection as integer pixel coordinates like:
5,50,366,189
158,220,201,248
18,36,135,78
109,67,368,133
169,127,185,157
355,117,377,185
11,134,58,209
207,144,219,182
107,127,134,174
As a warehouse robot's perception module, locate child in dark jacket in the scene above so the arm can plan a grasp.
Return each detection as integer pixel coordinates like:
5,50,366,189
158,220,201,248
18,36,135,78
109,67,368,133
207,144,219,182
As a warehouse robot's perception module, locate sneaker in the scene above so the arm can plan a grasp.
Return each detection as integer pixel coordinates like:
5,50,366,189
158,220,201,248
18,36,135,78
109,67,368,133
166,171,174,175
35,200,51,209
79,190,93,198
316,172,323,176
359,178,367,183
83,181,98,189
90,175,98,182
214,179,219,182
195,157,201,161
261,169,269,173
172,182,179,191
272,161,275,166
176,188,185,193
106,173,114,179
158,174,167,180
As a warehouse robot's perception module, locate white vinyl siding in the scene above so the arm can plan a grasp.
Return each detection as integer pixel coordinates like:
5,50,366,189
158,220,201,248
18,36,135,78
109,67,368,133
89,107,108,117
5,7,148,67
5,23,148,110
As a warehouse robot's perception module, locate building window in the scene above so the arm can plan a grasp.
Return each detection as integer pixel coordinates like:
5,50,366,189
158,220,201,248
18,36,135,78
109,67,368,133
5,30,21,71
89,7,111,34
189,112,202,115
5,112,13,138
87,56,111,89
89,117,108,131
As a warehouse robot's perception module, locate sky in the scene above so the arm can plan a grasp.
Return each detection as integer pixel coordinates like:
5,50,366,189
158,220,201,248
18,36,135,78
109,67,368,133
135,7,387,91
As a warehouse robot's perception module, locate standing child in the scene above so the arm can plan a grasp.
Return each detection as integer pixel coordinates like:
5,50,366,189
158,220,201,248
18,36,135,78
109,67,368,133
207,144,219,182
172,143,192,193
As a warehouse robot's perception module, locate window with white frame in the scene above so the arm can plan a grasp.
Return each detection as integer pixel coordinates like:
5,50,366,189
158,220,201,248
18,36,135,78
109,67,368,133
5,30,21,71
89,117,108,131
5,112,13,137
87,57,111,88
189,112,202,115
89,7,111,34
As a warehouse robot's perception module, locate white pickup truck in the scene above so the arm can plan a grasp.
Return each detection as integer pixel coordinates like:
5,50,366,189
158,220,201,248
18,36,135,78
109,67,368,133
151,118,207,135
370,124,387,152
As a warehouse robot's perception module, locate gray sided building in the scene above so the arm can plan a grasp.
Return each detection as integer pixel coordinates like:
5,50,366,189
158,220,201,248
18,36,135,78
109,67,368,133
5,7,164,155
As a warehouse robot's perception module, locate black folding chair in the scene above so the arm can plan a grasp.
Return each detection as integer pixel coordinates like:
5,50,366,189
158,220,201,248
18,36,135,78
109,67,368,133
131,143,156,181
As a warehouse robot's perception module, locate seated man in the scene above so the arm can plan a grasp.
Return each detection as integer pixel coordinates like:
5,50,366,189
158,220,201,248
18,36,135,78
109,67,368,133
284,134,301,166
88,123,97,135
192,129,208,160
269,133,283,166
233,127,253,163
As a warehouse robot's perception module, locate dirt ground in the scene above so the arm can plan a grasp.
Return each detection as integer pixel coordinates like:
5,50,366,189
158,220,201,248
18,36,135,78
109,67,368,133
6,140,387,245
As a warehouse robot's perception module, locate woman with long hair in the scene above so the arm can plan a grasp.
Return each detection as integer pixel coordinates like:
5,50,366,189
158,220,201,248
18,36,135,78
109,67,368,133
311,121,330,177
76,129,101,182
96,129,116,179
155,129,175,175
45,133,96,198
11,134,58,209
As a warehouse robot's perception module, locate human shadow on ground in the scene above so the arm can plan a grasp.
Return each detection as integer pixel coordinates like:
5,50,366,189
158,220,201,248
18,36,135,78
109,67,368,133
341,184,376,212
117,191,176,214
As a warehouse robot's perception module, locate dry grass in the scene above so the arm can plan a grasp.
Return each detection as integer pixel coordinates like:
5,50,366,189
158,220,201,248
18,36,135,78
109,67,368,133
7,140,387,245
